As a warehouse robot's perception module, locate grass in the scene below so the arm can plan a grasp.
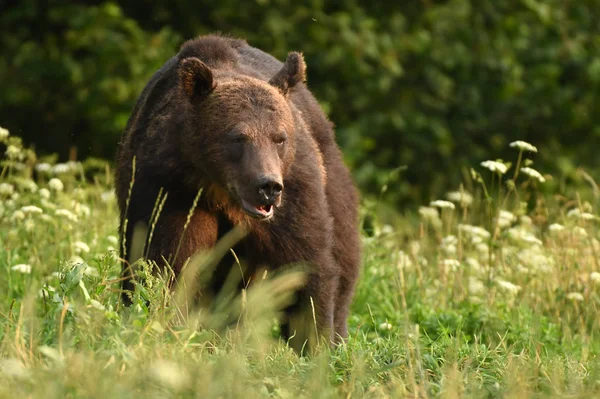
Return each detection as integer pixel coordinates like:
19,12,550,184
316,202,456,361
2,130,600,398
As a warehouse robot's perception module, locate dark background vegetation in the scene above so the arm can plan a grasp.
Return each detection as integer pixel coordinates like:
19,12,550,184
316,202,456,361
1,0,599,205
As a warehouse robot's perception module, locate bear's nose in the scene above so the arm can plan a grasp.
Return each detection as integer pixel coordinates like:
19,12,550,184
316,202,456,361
257,177,283,201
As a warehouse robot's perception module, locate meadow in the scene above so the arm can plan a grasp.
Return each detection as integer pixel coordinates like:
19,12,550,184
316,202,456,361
1,125,600,398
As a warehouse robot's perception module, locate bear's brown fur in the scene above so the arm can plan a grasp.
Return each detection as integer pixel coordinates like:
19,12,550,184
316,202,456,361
115,34,361,351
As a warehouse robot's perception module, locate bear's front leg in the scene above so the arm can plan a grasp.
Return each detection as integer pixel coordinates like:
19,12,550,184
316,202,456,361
121,205,219,305
284,257,339,354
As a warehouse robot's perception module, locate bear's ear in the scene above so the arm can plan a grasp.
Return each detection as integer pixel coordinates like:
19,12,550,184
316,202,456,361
178,57,215,100
269,52,306,95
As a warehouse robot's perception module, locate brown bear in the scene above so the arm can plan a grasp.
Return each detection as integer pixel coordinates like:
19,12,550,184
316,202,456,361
115,34,360,351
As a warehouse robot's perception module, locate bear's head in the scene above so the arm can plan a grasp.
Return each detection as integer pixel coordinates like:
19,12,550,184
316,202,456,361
176,52,306,222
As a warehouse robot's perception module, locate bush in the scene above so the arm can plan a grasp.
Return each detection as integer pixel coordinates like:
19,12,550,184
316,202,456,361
2,1,600,205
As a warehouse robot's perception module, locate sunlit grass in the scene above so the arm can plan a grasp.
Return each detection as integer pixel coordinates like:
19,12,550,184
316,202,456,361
2,127,600,397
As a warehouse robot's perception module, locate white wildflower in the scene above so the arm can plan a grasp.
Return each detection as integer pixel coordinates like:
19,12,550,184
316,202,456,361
78,204,91,218
548,223,565,234
442,259,460,272
72,201,91,218
469,277,485,296
442,235,458,247
378,322,393,331
55,209,78,222
69,255,85,265
20,205,43,215
107,235,119,245
35,163,52,173
0,183,14,196
508,227,543,246
458,224,491,240
520,167,545,183
419,206,439,220
590,272,600,285
446,191,473,206
0,126,9,140
11,264,32,274
502,245,517,258
25,219,35,232
51,163,70,175
11,210,25,221
419,206,441,228
481,160,508,175
516,263,530,275
565,208,595,220
476,243,489,257
496,279,521,295
517,247,554,274
5,145,21,160
101,191,115,203
48,178,64,192
381,224,394,235
441,235,458,256
470,235,484,246
466,257,483,274
397,250,413,270
39,188,50,200
510,141,537,153
41,199,56,211
566,292,584,302
430,200,455,210
73,241,90,254
17,179,38,193
567,208,581,218
443,245,457,256
497,210,517,228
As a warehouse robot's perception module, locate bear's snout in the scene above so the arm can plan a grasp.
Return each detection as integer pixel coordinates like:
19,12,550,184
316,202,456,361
256,176,283,205
238,175,283,220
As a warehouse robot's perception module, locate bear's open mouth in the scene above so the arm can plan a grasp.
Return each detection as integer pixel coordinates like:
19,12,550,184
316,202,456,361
241,199,274,220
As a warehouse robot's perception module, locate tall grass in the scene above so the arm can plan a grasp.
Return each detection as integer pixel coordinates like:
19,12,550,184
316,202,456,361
1,126,600,397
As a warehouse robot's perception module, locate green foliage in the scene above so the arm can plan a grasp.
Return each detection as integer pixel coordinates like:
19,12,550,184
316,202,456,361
2,1,600,204
3,127,600,396
0,128,600,398
0,2,180,159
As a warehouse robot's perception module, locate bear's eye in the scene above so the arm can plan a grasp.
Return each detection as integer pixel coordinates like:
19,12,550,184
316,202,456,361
274,135,287,145
231,135,249,144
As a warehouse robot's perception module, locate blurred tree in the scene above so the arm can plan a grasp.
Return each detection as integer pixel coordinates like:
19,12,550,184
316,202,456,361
0,1,180,160
1,0,600,204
